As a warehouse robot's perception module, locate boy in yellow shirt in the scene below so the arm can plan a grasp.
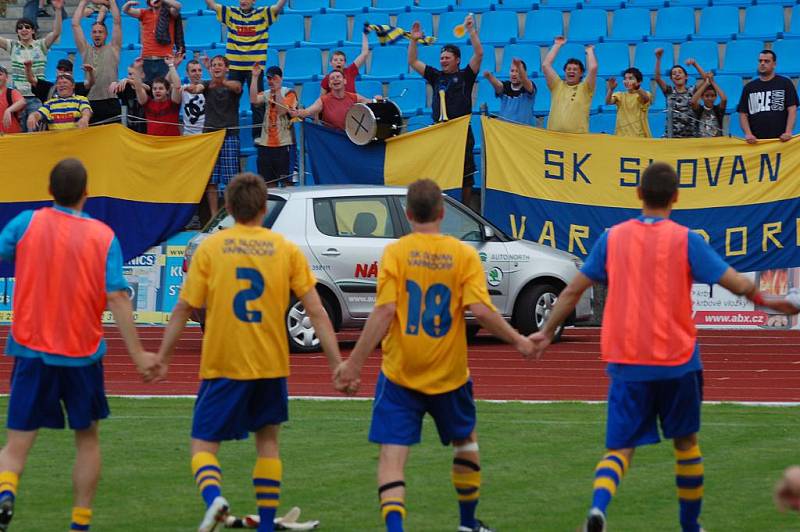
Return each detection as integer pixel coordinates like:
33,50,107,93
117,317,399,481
605,67,651,138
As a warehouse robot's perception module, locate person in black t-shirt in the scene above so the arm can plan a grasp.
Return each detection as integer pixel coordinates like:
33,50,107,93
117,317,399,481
737,49,798,143
408,14,482,211
690,72,726,138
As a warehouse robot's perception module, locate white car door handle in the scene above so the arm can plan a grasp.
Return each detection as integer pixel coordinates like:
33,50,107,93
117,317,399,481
321,248,341,256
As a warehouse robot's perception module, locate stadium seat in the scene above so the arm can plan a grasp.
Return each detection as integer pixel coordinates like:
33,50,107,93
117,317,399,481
718,39,762,75
653,7,694,42
595,42,630,77
478,11,519,45
634,41,674,77
52,20,79,51
727,112,743,137
499,44,542,77
300,81,322,107
648,109,665,137
625,0,666,7
303,14,348,47
551,42,588,67
239,114,254,150
677,40,720,71
694,6,738,41
351,13,391,45
755,0,796,6
604,8,650,43
581,0,624,8
771,40,800,75
711,74,745,112
121,16,141,46
740,5,784,40
405,114,434,131
463,44,497,72
371,0,413,13
567,10,608,43
408,44,442,76
518,10,564,44
184,15,222,49
533,83,551,115
668,0,710,7
495,0,534,10
266,47,281,69
356,79,385,97
470,114,483,150
118,48,142,78
411,0,455,14
474,80,501,113
45,50,71,80
283,47,324,81
267,14,305,49
180,0,208,15
396,12,434,38
538,0,581,10
590,77,607,112
388,79,427,115
362,46,408,79
460,0,496,12
784,5,800,38
286,0,328,14
437,11,472,44
328,0,370,13
589,110,616,133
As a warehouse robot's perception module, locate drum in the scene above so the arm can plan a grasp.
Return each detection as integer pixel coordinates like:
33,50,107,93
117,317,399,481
345,100,403,145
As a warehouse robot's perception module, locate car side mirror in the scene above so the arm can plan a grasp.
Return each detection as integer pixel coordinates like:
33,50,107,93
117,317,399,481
483,225,495,240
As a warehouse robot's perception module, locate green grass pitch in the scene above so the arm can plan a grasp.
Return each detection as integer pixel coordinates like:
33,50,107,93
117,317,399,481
1,398,798,531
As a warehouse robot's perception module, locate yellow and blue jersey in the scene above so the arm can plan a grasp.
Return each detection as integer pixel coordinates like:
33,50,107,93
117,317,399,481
376,233,494,395
180,224,316,380
38,95,92,130
216,5,279,71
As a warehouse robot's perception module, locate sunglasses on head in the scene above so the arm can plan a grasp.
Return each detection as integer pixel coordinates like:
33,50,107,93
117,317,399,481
17,23,33,30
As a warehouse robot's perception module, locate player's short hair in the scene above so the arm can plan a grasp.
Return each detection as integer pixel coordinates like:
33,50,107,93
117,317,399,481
622,67,643,82
50,159,87,207
564,58,584,72
760,49,777,62
640,162,678,208
225,173,267,223
151,76,170,90
331,50,346,61
406,179,443,223
441,44,461,59
211,55,229,67
186,59,201,70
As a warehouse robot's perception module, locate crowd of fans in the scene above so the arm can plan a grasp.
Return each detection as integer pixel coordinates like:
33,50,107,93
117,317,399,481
0,0,798,213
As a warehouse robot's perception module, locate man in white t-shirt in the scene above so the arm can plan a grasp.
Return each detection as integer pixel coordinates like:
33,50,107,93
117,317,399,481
179,58,206,135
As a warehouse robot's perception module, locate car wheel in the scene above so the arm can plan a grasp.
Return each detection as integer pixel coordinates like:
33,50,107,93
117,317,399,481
514,283,564,342
466,324,480,342
286,296,334,353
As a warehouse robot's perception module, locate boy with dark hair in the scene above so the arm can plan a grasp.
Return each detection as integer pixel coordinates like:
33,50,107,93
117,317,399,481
336,178,537,532
321,31,369,95
0,158,158,532
529,162,796,532
654,51,707,137
156,172,349,532
605,66,651,137
691,73,726,138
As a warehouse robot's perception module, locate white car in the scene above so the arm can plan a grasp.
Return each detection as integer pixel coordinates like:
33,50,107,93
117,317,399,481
185,185,593,352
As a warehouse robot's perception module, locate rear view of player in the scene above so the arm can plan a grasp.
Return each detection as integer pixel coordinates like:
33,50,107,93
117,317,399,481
156,173,347,532
337,179,538,532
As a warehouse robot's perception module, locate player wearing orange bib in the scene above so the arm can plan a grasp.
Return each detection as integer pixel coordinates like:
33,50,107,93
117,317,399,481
337,179,538,532
157,173,346,532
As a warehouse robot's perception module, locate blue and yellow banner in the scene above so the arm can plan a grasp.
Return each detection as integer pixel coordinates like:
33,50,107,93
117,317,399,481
304,115,469,191
0,124,224,276
482,115,800,272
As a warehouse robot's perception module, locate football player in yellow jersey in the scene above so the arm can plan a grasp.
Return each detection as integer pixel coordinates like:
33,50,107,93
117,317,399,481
336,179,538,532
157,173,347,532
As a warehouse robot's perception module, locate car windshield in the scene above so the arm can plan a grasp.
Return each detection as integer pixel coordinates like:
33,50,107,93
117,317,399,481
203,196,286,233
398,196,511,242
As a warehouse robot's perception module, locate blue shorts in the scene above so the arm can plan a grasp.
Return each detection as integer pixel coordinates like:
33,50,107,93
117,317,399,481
7,357,109,431
606,370,703,450
369,372,476,446
191,378,288,442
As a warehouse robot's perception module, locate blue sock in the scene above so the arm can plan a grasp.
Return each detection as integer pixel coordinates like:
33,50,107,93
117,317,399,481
590,451,628,515
676,445,704,532
191,452,222,508
385,510,404,532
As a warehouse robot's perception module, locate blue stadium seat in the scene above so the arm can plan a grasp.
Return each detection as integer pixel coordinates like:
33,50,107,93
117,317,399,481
412,0,455,13
470,114,483,150
239,114,254,149
267,14,304,49
362,46,408,79
755,0,796,6
711,74,744,112
118,49,142,78
533,83,551,115
784,5,800,38
518,10,563,44
266,47,281,69
437,11,472,44
328,0,370,13
581,0,624,8
474,80,501,113
184,15,222,49
52,20,79,51
677,40,719,71
590,77,607,112
551,42,588,67
718,40,763,75
653,7,694,42
771,40,800,75
371,0,413,13
728,112,744,137
604,8,650,43
409,43,442,75
463,45,496,72
478,11,519,45
568,9,608,43
286,0,328,14
180,0,208,15
300,81,322,107
351,13,391,45
668,0,710,7
634,41,674,76
460,0,495,12
283,47,324,81
740,5,784,40
595,42,630,77
495,0,534,10
396,12,434,37
648,109,665,137
303,14,348,47
406,114,434,131
121,16,141,46
356,79,384,96
539,0,581,10
589,110,616,133
694,6,738,41
388,79,427,115
45,50,70,80
625,0,666,7
499,44,542,77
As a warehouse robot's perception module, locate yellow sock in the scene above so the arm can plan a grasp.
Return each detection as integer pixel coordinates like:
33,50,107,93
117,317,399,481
0,471,18,500
70,506,92,531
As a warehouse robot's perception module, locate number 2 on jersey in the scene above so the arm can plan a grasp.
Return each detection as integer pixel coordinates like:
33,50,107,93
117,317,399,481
233,267,264,323
405,280,452,337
